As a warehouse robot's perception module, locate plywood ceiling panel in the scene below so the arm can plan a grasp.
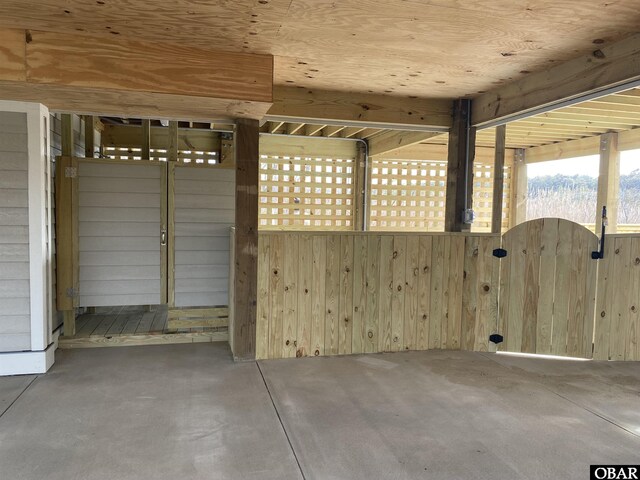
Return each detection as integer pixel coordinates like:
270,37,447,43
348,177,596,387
0,0,639,99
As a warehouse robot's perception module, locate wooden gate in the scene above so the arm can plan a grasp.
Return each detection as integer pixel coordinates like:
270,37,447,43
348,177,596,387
497,218,598,358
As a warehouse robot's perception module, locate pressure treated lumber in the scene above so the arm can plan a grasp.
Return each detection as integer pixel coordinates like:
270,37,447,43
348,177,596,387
0,27,273,120
368,130,442,157
233,119,260,360
269,86,453,129
596,133,620,233
445,99,475,232
473,33,640,126
491,125,506,233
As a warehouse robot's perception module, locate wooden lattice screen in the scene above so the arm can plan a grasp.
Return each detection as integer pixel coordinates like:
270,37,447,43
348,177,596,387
259,154,356,230
369,158,512,232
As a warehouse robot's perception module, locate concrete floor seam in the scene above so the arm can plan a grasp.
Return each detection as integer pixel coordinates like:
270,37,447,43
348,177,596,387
478,352,640,439
256,361,307,480
0,376,38,420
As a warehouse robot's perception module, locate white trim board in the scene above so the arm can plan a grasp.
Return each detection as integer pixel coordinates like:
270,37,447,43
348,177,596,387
0,331,58,376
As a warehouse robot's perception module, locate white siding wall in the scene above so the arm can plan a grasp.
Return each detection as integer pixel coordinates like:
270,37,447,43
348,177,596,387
0,111,31,352
174,167,235,307
78,162,162,307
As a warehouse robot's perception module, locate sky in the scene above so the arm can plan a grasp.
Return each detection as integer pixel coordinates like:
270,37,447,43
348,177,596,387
527,149,640,178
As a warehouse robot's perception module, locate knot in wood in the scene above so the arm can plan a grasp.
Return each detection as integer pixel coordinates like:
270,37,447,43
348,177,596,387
284,286,289,291
473,248,479,257
368,331,373,339
304,288,309,294
296,349,303,358
314,349,320,356
601,311,606,318
483,284,490,292
345,267,350,273
397,285,402,291
422,314,427,320
344,317,349,323
615,248,620,254
635,257,640,266
286,340,290,346
393,251,398,259
273,269,278,275
393,336,399,342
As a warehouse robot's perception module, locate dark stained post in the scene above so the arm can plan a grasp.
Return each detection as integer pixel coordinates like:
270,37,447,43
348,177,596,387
491,124,506,234
233,119,259,360
445,99,476,232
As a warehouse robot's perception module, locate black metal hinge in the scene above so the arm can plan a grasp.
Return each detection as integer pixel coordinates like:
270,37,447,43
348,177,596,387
492,248,507,258
489,334,504,344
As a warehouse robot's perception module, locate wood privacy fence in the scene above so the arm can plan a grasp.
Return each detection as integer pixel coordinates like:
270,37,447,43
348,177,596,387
253,220,640,361
255,232,500,359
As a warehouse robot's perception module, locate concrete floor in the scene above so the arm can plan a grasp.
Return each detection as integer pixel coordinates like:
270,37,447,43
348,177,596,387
0,345,639,480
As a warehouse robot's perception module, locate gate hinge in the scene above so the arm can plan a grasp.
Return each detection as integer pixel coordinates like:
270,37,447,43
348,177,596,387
66,287,79,298
489,334,504,344
492,248,507,258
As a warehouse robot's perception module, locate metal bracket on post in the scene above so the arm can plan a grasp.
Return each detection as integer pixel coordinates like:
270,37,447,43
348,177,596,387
592,206,607,260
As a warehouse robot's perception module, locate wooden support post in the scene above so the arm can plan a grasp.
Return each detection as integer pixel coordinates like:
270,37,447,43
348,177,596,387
354,141,366,231
83,115,95,158
445,99,475,232
511,149,528,227
167,161,175,307
55,156,78,336
141,119,151,160
597,132,620,233
233,119,259,360
491,124,506,234
61,113,73,157
168,121,179,162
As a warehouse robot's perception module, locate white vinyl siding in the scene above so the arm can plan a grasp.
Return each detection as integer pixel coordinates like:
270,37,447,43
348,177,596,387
174,167,234,307
0,112,31,352
78,162,162,307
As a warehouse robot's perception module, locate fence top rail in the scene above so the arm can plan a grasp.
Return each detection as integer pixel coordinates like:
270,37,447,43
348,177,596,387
258,230,501,238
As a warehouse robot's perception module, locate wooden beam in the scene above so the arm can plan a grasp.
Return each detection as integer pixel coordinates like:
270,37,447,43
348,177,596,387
511,149,528,227
596,133,620,233
368,130,442,157
83,115,95,158
374,142,515,165
305,124,326,136
0,27,273,121
269,86,453,129
233,119,260,361
491,125,506,234
323,125,345,137
524,136,600,163
141,119,151,160
260,135,357,159
445,99,475,232
354,142,366,231
473,33,640,126
168,121,178,162
61,113,73,157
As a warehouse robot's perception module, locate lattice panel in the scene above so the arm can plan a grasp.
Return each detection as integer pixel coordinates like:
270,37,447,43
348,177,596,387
369,159,447,231
104,146,219,164
259,154,355,230
369,159,512,232
471,163,512,233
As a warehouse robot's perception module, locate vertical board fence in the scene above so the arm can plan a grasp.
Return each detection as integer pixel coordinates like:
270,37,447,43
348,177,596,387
256,232,500,359
594,234,640,361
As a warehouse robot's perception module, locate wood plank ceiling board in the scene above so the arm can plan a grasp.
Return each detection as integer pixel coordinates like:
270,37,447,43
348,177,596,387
1,1,639,99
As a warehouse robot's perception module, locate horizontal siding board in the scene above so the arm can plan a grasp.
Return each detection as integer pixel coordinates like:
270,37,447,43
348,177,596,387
174,236,229,251
175,251,229,266
80,266,160,282
79,162,161,179
175,208,234,224
0,244,29,262
0,189,29,208
0,152,28,170
0,112,27,132
80,294,160,307
0,333,30,353
2,298,30,315
79,207,160,223
80,279,161,296
0,171,28,189
0,280,30,298
174,278,228,293
80,251,159,267
175,167,234,182
80,176,161,194
0,132,28,153
0,315,30,334
175,194,235,210
174,265,229,280
80,236,158,253
0,226,29,243
79,191,160,208
0,263,30,280
0,208,28,226
79,221,158,237
174,180,235,196
174,222,232,237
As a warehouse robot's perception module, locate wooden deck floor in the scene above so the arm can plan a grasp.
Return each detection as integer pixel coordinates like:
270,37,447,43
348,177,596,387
59,305,228,349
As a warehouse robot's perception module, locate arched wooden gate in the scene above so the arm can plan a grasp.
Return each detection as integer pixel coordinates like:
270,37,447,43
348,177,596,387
496,218,598,358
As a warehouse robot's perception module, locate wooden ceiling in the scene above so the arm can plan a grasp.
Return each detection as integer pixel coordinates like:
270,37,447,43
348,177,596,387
261,87,640,151
1,1,639,99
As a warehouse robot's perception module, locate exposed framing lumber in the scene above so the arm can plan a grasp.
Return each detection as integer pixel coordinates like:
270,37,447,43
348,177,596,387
373,142,515,165
83,115,95,158
354,142,367,231
473,33,640,126
511,149,528,227
596,133,620,233
0,27,273,121
168,121,179,163
368,130,442,157
269,86,453,129
260,135,357,159
141,119,151,160
445,99,475,232
233,119,260,360
491,125,506,234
